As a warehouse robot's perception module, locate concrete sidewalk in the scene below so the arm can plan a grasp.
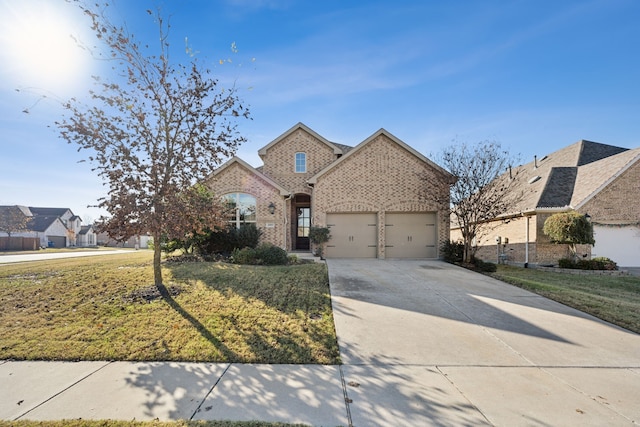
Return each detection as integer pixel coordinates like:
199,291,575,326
1,361,350,425
0,249,133,264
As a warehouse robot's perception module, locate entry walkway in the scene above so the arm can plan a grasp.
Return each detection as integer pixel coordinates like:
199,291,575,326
1,259,639,425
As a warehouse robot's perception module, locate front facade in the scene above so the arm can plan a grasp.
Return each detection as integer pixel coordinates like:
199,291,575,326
205,123,453,259
455,141,640,267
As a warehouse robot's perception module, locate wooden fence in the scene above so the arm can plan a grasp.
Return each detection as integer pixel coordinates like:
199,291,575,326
0,237,40,251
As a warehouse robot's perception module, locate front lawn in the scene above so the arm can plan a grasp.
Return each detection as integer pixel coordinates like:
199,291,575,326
491,265,640,334
0,252,339,364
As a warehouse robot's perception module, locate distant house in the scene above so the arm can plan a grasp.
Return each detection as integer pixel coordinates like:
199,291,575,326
454,140,640,267
95,231,152,249
77,225,97,247
0,206,93,249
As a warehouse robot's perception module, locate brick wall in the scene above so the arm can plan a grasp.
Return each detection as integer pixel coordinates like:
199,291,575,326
312,133,450,258
580,160,640,222
204,162,286,248
261,128,338,195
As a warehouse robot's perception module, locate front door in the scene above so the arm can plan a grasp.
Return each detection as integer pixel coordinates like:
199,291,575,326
296,207,310,250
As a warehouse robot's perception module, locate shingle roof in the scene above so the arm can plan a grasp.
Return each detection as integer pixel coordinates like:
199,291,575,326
503,140,636,214
28,207,71,217
29,215,60,232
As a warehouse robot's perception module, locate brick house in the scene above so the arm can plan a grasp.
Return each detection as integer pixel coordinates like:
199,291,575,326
204,123,454,258
454,140,640,267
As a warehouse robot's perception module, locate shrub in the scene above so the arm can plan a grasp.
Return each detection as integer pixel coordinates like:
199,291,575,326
558,258,575,269
309,226,331,258
231,243,289,265
593,257,617,270
441,240,464,263
558,257,618,270
473,258,497,272
193,224,262,255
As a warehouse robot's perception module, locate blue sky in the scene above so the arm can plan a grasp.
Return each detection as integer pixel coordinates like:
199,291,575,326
1,0,639,220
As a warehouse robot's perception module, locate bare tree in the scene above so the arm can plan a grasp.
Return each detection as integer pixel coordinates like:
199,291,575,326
424,140,521,263
57,3,249,289
0,206,32,238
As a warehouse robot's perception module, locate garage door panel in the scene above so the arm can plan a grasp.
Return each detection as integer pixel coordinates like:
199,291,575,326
326,213,377,258
385,213,437,258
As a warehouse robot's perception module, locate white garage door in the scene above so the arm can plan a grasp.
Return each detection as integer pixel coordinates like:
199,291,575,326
385,212,437,258
325,213,377,258
592,225,640,267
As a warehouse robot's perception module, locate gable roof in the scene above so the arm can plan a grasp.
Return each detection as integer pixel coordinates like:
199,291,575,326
308,128,453,184
210,156,290,196
503,140,635,213
28,207,72,217
573,147,640,209
29,215,64,232
257,122,347,157
78,225,94,235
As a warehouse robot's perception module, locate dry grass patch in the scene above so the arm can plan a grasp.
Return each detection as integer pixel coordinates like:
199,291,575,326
491,265,640,334
0,252,339,364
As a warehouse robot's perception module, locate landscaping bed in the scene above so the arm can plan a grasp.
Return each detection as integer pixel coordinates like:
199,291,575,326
0,252,339,364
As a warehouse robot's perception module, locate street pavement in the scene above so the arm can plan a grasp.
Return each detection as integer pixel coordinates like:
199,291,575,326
1,259,639,426
0,249,134,264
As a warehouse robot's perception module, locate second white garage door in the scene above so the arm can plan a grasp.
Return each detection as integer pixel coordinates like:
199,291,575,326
325,213,377,258
385,212,437,258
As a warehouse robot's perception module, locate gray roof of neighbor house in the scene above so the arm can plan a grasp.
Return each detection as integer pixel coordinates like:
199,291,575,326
78,225,93,235
28,207,72,217
28,215,62,232
503,140,637,214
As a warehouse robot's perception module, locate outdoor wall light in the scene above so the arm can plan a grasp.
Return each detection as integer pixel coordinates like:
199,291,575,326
584,213,591,222
268,202,276,215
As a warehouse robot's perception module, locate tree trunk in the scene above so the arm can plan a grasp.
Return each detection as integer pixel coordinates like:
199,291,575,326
153,232,164,288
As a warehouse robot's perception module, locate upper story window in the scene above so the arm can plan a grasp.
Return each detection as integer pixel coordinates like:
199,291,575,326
222,193,256,229
295,152,306,173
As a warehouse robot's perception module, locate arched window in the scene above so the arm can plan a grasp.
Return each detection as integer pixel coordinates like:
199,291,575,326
223,193,256,229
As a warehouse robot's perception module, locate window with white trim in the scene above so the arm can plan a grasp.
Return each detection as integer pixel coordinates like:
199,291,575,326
295,152,306,173
222,193,256,229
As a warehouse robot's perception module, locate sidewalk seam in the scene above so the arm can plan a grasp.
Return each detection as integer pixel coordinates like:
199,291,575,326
338,364,353,427
14,361,113,421
189,363,231,421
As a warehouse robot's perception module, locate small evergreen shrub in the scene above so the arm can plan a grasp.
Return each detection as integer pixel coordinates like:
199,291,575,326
592,257,617,270
193,224,262,255
558,258,575,269
441,240,464,263
473,258,497,272
558,257,618,270
231,243,289,265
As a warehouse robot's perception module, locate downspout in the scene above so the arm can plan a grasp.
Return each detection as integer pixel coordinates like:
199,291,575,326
525,214,530,268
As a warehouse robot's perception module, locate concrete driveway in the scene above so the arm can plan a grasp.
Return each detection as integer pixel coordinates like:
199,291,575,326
328,259,640,426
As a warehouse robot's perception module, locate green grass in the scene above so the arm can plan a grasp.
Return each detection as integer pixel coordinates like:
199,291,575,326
0,421,306,427
491,265,640,334
0,252,339,364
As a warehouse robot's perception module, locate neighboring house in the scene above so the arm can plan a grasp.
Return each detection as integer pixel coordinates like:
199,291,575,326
454,140,640,267
204,122,454,259
77,225,97,247
96,231,151,249
0,206,92,248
